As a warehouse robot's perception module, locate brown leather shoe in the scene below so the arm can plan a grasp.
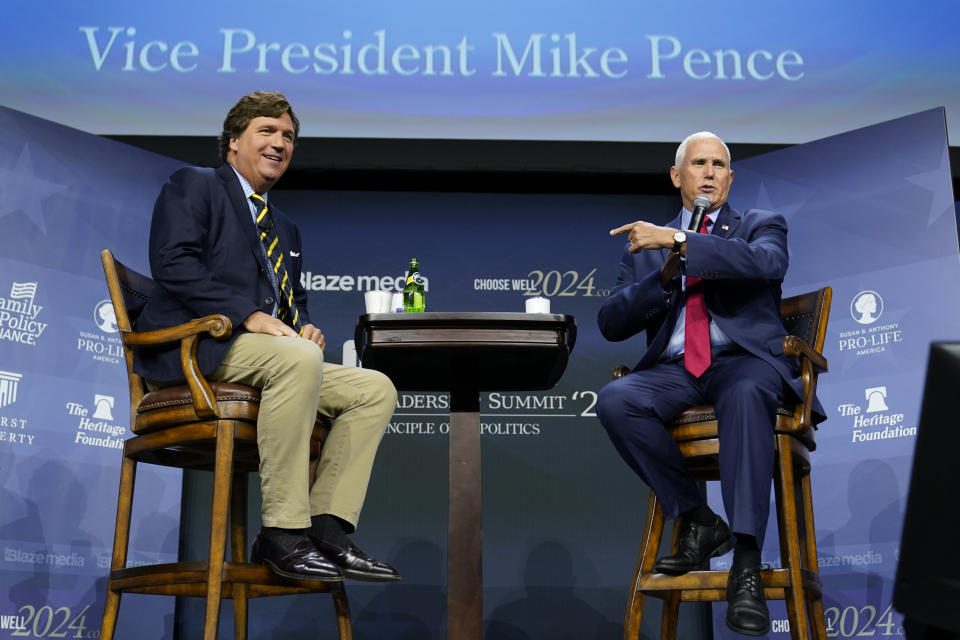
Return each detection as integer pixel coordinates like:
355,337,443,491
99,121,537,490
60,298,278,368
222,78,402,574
251,530,343,582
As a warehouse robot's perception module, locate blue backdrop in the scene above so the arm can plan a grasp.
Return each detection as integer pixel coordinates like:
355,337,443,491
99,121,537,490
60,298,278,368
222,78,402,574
0,105,956,639
3,1,960,144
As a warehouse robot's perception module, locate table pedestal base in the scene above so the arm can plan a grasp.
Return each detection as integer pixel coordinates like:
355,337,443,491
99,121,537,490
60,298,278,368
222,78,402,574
446,389,482,640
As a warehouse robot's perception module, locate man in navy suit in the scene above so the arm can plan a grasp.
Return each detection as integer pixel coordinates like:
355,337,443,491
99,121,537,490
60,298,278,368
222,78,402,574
135,91,400,583
596,132,814,636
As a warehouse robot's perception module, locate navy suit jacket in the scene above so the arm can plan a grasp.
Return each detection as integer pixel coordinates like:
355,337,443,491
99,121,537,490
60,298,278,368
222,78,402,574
133,164,311,383
598,203,824,422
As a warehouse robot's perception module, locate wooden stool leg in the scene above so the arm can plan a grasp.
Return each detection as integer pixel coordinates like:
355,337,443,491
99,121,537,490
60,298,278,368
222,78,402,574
202,422,236,640
800,472,828,640
624,493,665,640
100,455,137,640
775,437,809,640
659,591,681,640
231,472,249,640
331,584,353,640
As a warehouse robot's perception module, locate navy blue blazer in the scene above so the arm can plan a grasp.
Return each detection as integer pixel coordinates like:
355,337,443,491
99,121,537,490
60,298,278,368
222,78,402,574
133,164,311,383
598,203,824,422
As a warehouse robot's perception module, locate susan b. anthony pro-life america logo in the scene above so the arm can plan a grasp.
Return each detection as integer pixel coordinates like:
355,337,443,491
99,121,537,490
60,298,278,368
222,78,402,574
76,299,122,365
837,289,902,357
94,300,118,333
850,291,883,325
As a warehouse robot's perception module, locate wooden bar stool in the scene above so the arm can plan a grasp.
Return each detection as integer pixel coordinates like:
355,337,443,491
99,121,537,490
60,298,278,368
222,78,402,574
617,286,832,640
99,249,352,640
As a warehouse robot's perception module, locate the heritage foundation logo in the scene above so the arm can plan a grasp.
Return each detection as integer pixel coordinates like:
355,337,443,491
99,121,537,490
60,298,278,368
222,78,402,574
0,370,32,445
837,289,903,357
836,385,916,443
66,394,125,449
77,299,123,364
0,281,48,346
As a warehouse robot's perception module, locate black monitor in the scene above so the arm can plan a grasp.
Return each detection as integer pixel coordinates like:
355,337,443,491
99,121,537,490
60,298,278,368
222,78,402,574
893,342,960,636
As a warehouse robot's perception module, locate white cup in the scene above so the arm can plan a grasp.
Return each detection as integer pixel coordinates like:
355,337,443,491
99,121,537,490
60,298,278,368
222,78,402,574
390,292,404,312
524,296,550,313
364,290,392,314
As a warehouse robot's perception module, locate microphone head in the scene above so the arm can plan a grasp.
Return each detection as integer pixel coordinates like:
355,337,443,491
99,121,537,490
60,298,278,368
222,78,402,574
693,195,712,211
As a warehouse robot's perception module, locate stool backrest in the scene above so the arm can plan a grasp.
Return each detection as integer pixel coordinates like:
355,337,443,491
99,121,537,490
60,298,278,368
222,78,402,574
100,249,153,425
780,286,832,356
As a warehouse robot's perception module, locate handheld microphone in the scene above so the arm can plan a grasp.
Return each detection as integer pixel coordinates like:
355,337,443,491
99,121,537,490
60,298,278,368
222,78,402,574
688,195,712,232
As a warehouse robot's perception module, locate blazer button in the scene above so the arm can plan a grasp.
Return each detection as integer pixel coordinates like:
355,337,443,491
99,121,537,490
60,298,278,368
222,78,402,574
265,296,274,305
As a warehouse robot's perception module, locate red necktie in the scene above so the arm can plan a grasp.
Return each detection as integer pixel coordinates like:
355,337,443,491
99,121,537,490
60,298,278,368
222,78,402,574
684,216,712,377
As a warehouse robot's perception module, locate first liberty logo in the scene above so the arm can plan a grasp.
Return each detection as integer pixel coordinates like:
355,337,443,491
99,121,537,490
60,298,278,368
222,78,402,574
0,281,48,346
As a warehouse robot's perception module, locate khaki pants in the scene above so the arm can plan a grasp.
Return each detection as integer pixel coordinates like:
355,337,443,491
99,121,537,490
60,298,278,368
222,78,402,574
210,333,396,530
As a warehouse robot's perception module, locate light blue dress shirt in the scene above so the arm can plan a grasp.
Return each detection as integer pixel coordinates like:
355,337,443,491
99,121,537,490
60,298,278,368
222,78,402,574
660,207,734,362
231,165,280,317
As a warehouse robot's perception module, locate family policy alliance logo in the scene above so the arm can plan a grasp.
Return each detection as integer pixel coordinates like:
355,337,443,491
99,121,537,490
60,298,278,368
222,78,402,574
0,281,48,346
837,289,902,357
77,299,122,365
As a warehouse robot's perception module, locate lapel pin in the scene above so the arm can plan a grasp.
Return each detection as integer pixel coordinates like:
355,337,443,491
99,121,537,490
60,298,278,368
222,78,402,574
721,224,729,231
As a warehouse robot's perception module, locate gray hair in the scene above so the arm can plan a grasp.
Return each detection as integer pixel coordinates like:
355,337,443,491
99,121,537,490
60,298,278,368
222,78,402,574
674,131,731,167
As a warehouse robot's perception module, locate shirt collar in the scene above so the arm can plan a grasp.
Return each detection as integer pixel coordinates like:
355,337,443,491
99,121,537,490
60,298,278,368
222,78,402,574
229,164,266,204
679,206,719,230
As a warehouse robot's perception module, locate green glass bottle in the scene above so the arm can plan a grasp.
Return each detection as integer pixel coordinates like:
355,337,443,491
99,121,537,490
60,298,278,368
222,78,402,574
403,258,426,312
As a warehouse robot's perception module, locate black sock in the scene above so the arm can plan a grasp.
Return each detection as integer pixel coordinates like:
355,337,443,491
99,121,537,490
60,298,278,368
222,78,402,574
682,504,717,526
733,534,761,569
310,514,350,547
262,526,306,553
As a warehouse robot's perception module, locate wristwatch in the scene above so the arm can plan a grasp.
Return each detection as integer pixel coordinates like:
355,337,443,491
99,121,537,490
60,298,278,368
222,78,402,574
672,230,687,253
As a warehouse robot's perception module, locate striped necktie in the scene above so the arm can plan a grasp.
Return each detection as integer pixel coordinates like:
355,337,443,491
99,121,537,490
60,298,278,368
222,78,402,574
251,194,302,334
683,216,712,377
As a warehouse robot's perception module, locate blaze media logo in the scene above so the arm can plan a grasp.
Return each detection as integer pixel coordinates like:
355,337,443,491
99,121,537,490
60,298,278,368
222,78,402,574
0,281,48,346
837,289,902,357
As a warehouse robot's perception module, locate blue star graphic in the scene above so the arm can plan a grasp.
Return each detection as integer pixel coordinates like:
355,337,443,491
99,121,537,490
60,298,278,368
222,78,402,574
905,143,954,228
0,143,68,235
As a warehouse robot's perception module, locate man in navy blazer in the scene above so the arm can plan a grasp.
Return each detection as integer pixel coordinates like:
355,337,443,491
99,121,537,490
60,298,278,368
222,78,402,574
135,91,400,583
596,132,818,636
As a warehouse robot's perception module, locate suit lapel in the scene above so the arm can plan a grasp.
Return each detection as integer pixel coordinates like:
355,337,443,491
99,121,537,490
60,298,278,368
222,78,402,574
713,203,741,237
217,164,270,274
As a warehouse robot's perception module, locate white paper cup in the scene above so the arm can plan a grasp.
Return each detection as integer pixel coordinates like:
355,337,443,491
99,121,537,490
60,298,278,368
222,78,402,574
390,292,404,312
524,297,550,313
364,290,392,313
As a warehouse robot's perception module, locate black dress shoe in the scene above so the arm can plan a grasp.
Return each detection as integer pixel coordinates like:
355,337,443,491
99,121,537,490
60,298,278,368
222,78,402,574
311,538,401,582
654,516,734,575
726,564,770,636
251,530,343,582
